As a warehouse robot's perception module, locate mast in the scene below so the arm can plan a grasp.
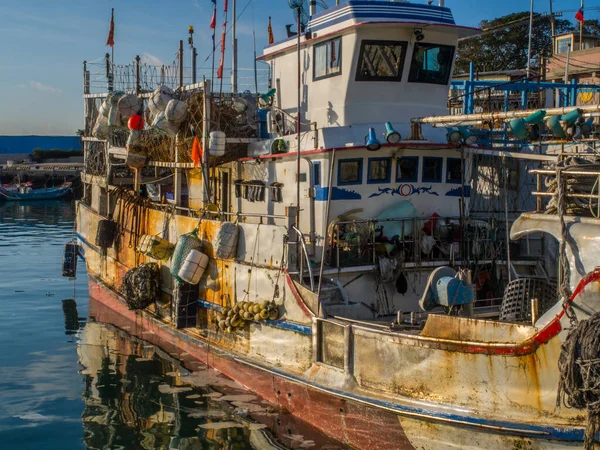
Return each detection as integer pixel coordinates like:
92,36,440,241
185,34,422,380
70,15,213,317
232,0,238,94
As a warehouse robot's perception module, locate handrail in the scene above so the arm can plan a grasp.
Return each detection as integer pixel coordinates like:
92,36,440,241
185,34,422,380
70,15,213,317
292,226,315,292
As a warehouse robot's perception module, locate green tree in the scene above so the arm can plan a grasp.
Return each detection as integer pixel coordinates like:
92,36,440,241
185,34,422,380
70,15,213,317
583,19,600,36
455,12,575,75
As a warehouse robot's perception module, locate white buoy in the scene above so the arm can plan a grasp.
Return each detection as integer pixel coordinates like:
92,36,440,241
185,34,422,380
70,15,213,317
118,94,142,120
165,99,188,123
149,85,173,114
209,131,226,157
92,115,110,139
177,249,209,285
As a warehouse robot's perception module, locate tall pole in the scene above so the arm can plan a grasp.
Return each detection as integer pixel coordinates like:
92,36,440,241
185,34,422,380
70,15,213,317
178,40,184,89
549,0,555,54
580,0,584,51
232,0,238,94
296,10,301,228
526,0,534,80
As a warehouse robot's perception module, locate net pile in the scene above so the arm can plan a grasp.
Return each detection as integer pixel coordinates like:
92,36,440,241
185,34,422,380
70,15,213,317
121,263,161,310
557,312,600,449
545,157,600,217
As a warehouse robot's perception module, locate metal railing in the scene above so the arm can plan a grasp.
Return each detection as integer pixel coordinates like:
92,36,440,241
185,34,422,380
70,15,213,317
328,216,522,269
293,226,315,291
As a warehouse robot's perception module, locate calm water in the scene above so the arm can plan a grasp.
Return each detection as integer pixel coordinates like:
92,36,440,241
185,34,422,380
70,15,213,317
0,201,344,450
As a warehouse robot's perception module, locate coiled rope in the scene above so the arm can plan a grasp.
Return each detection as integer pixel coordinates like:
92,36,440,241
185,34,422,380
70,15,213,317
557,268,600,449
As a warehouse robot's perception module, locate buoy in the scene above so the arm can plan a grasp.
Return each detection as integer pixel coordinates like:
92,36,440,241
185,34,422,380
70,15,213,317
62,241,79,278
165,99,188,123
137,235,173,260
118,94,142,120
128,114,144,130
208,131,226,157
177,249,209,285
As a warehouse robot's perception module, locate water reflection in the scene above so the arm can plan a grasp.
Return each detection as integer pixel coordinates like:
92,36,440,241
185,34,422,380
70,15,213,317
79,302,344,450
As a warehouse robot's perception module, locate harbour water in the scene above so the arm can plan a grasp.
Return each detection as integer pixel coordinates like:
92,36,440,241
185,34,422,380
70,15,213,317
0,201,345,450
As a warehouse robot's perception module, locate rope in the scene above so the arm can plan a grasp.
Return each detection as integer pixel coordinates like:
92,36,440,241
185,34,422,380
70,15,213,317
557,269,600,450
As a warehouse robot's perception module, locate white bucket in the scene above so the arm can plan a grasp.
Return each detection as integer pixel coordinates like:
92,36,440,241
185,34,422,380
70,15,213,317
209,131,226,157
177,249,209,285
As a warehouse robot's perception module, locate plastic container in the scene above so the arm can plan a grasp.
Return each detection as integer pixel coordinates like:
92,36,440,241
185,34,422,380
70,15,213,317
209,131,226,157
177,249,209,285
257,109,269,138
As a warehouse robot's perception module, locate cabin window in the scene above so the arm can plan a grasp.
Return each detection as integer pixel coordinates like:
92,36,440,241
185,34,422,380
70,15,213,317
338,158,363,185
355,40,408,82
408,43,455,85
313,162,321,186
367,158,391,184
422,157,443,183
446,158,463,184
396,157,419,182
314,38,342,80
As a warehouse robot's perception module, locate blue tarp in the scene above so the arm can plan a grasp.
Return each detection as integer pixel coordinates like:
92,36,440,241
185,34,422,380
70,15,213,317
0,136,81,154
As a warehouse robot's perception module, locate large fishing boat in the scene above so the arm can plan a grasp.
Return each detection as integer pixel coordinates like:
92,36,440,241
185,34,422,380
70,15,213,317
74,0,600,448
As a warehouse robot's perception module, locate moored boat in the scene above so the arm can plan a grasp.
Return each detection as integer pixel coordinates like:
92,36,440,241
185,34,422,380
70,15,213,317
0,182,73,201
75,1,600,448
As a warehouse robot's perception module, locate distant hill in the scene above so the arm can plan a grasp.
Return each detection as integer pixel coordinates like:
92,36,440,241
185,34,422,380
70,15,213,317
0,136,81,154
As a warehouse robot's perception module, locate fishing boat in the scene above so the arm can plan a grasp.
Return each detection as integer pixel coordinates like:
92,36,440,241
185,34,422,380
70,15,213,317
0,181,73,201
74,0,600,448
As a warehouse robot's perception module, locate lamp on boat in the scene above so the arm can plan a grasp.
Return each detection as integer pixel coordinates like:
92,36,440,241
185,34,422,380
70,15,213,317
365,127,381,151
414,29,425,42
446,126,476,145
546,108,582,139
508,110,546,140
384,122,401,144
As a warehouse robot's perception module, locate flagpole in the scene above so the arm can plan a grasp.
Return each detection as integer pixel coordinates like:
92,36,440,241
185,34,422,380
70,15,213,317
526,0,534,80
579,0,584,51
111,9,114,83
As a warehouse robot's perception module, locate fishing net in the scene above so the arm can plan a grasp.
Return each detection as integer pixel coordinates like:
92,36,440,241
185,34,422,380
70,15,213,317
96,219,118,249
121,263,161,310
557,312,600,449
170,229,203,282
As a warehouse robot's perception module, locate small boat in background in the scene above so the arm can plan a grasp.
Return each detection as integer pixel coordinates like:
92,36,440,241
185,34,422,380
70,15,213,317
0,181,73,201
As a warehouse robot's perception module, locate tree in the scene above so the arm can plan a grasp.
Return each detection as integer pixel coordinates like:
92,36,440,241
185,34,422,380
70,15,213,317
583,19,600,36
455,12,576,75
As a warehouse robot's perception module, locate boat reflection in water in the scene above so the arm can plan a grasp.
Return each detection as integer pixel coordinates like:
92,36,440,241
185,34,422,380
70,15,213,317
78,297,345,450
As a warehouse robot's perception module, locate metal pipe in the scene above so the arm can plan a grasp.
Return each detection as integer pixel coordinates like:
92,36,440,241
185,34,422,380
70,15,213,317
296,10,301,229
531,298,539,325
563,44,571,106
135,55,141,94
317,148,336,316
202,78,211,205
178,40,184,89
412,104,600,125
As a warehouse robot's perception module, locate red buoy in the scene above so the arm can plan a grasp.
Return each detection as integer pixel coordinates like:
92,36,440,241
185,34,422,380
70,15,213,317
128,114,144,130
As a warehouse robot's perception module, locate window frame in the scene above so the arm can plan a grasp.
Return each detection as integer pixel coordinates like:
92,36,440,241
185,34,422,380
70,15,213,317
446,157,463,184
407,42,455,86
313,37,342,81
355,39,409,82
422,157,444,183
367,157,392,184
313,161,321,186
337,158,363,186
396,156,419,183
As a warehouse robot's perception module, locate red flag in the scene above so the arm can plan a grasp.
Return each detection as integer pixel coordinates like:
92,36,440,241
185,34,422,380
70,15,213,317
106,8,115,47
191,136,203,167
210,9,216,29
268,17,274,45
575,8,584,23
217,56,224,79
224,0,228,13
330,40,336,67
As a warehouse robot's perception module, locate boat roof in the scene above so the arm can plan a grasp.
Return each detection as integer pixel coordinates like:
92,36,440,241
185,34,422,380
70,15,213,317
263,1,480,58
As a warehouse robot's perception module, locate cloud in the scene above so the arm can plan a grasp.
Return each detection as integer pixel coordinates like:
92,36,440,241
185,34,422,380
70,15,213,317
141,52,165,66
29,81,62,95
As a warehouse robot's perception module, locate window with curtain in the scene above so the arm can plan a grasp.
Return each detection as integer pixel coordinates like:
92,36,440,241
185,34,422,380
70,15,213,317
314,38,342,80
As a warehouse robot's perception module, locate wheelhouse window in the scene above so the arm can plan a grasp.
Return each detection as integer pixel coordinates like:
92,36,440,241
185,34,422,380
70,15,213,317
355,40,408,82
396,157,419,182
446,158,462,184
368,158,391,184
338,158,363,185
314,38,341,80
422,157,443,183
408,43,455,85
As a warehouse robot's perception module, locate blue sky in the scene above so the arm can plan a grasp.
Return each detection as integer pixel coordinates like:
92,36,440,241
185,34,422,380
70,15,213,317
0,0,597,136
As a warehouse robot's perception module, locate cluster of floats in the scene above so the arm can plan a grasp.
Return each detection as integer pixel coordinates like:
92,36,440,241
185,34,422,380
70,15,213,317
71,0,600,448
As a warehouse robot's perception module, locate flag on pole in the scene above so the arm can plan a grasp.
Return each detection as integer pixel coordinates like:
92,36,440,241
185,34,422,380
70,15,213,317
268,17,274,45
575,8,584,23
191,136,203,167
106,8,115,47
210,10,216,29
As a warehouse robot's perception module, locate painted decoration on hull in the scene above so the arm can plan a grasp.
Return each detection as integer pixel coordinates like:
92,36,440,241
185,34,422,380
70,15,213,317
315,186,362,201
445,186,472,197
369,185,439,198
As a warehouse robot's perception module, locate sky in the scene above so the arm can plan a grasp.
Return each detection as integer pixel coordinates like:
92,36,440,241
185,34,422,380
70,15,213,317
0,0,598,136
